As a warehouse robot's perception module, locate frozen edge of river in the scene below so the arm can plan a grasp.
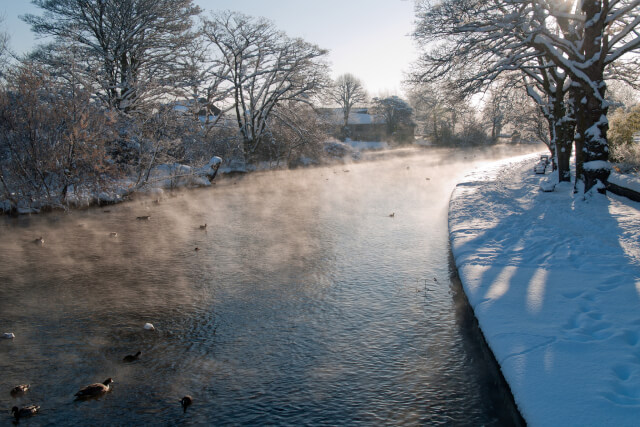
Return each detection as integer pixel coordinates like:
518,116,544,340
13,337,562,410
448,153,640,426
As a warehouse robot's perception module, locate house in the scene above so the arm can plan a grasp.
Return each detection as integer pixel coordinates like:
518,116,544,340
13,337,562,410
320,107,415,143
320,107,387,141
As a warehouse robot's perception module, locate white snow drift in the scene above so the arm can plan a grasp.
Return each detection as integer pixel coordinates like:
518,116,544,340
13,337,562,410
449,153,640,426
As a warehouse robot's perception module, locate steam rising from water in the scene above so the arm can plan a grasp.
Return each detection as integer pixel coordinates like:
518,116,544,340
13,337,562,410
0,145,539,425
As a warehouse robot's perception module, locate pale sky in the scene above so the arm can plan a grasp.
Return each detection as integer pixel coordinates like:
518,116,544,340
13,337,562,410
1,0,418,97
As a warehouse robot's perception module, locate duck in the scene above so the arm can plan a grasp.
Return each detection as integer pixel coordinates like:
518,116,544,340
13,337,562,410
389,213,395,218
109,232,118,237
10,384,30,397
180,395,193,413
123,351,141,363
74,378,113,400
33,237,44,245
11,404,39,420
136,215,150,220
199,224,207,230
2,332,15,339
143,323,155,331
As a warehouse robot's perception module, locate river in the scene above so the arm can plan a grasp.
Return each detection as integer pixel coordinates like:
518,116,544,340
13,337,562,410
0,145,541,425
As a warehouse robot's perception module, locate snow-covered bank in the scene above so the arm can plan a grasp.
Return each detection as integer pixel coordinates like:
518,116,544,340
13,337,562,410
449,153,640,426
0,156,222,215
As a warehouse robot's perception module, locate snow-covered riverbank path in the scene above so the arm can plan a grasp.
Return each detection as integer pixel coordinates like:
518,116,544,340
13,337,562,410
449,153,640,426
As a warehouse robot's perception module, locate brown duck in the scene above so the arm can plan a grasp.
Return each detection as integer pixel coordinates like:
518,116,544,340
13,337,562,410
12,404,39,420
10,384,30,397
74,378,113,399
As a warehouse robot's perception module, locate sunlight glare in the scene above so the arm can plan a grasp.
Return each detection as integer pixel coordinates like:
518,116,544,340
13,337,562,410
486,266,517,301
526,268,548,314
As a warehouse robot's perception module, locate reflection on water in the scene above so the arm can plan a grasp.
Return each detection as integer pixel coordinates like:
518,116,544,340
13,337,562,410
0,145,538,425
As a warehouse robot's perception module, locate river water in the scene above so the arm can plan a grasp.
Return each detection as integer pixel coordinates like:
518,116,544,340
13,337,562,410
0,145,540,426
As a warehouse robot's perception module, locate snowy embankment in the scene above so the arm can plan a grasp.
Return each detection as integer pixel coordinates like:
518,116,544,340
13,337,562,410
610,172,640,193
449,153,640,426
0,157,222,214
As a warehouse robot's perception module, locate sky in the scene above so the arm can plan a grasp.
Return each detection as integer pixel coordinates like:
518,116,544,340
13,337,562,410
1,0,419,97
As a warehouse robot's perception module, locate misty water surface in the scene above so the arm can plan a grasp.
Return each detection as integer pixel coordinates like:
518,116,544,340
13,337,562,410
0,145,541,425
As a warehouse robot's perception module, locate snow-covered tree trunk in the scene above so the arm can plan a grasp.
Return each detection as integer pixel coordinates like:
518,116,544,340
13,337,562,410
525,63,574,183
551,88,575,183
576,1,610,192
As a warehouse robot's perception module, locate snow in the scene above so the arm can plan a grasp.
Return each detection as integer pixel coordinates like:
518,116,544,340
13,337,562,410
148,159,222,189
449,153,640,426
583,160,612,171
610,172,640,194
0,156,222,213
538,173,557,192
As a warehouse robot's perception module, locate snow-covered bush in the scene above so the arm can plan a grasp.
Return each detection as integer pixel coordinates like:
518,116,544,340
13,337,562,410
609,105,640,172
608,105,640,149
0,62,117,212
610,143,640,173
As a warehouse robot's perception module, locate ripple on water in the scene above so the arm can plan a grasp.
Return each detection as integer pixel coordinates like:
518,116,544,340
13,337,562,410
0,146,539,425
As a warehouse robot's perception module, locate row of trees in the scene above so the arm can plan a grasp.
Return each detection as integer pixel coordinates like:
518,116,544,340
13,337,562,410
9,0,633,209
23,2,331,162
0,2,340,210
410,0,640,192
1,1,429,211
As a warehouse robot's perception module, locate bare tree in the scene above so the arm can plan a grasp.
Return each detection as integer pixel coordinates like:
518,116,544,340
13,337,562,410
408,83,465,145
481,84,511,142
171,35,231,130
0,61,116,211
329,73,368,129
261,101,328,166
530,0,640,190
411,0,640,192
202,11,330,163
0,15,9,74
24,0,201,114
370,95,415,143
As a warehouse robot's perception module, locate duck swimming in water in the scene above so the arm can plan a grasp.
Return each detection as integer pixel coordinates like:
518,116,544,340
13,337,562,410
180,395,193,413
33,237,44,245
11,404,39,420
74,378,113,400
123,351,141,362
10,384,30,397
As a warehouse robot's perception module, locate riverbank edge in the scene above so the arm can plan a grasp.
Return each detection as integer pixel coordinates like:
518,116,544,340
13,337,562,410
446,157,538,424
447,152,640,425
1,143,550,216
447,251,527,426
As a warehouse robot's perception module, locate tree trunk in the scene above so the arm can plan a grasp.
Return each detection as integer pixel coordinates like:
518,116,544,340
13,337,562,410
556,122,573,182
580,93,609,192
551,99,574,183
578,0,610,193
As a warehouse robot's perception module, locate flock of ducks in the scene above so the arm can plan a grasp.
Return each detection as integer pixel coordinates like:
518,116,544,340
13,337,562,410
6,324,193,422
10,213,211,421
